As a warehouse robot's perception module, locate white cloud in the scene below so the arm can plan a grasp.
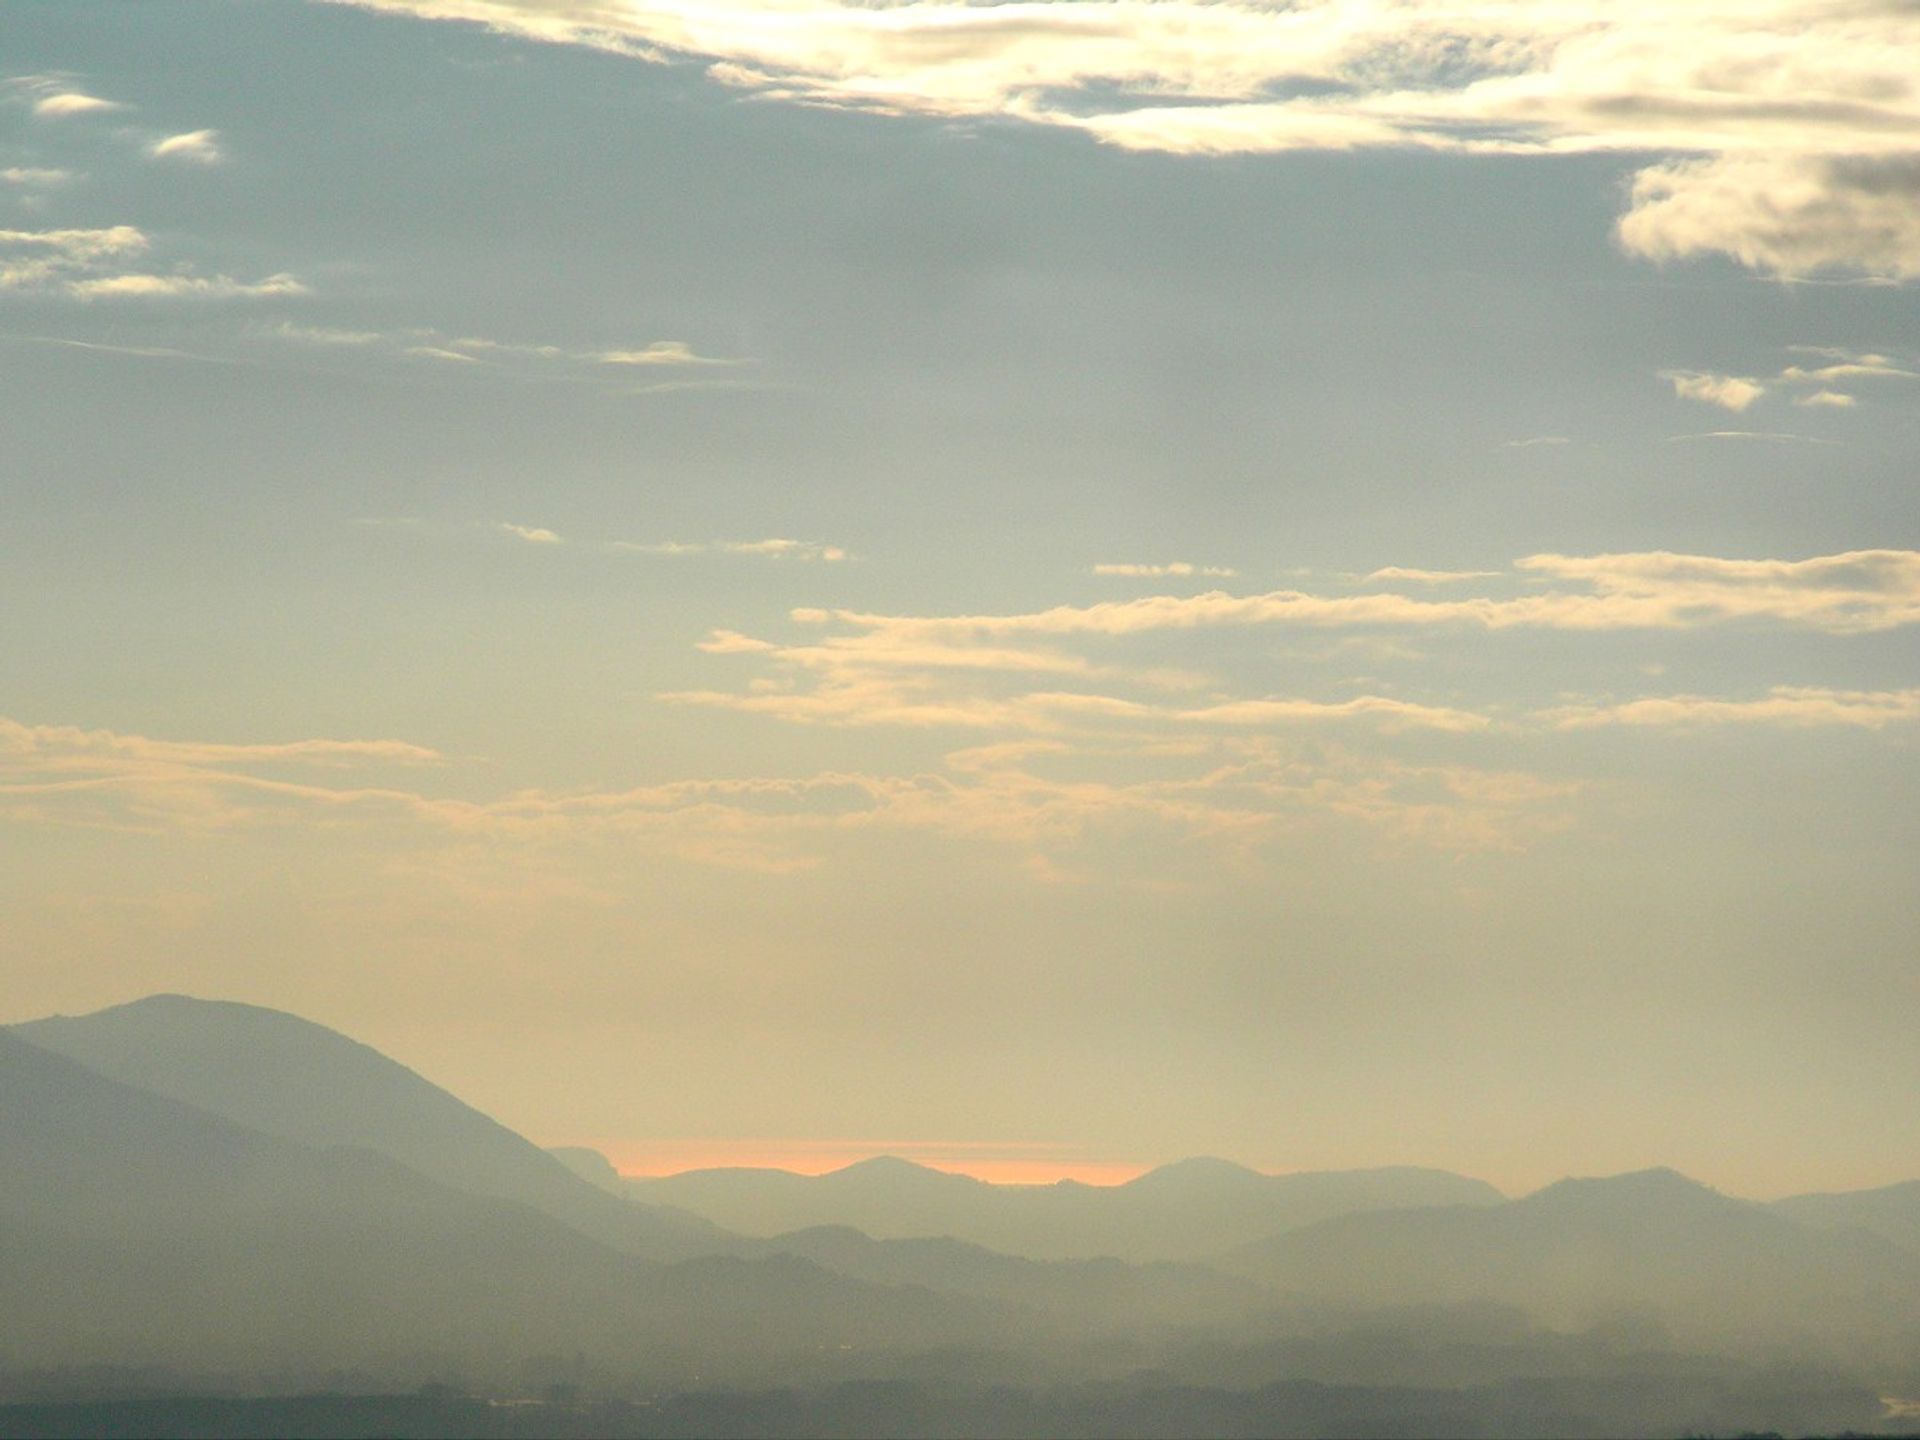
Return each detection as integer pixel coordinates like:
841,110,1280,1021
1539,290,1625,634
497,521,562,544
0,167,72,186
337,0,1920,279
1656,347,1918,412
150,129,223,163
67,271,308,300
0,224,149,288
1361,567,1500,585
596,340,728,366
1619,154,1920,280
1662,370,1763,411
31,91,121,118
0,224,302,302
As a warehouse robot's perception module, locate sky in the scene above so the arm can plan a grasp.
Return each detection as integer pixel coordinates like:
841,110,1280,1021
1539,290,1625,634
2,0,1916,1197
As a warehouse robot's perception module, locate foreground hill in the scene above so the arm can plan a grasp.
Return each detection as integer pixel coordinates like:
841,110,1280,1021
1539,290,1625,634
1222,1167,1920,1356
0,1029,1000,1382
13,995,725,1262
633,1154,1503,1262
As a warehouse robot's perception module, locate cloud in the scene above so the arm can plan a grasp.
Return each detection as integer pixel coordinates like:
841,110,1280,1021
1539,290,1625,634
596,340,729,366
1093,562,1238,578
616,538,847,562
66,272,308,300
1666,430,1837,444
1361,567,1500,585
799,548,1920,642
1541,687,1920,731
0,224,149,288
0,711,1572,867
0,167,72,187
1657,346,1919,411
497,521,562,544
150,129,223,163
1663,370,1763,411
271,321,382,346
0,224,303,301
31,91,121,118
268,322,740,379
336,0,1920,279
1619,154,1920,280
1502,436,1570,449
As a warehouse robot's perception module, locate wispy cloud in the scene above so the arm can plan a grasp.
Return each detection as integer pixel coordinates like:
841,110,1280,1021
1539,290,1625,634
1659,347,1918,412
1666,430,1838,445
0,224,303,301
1541,687,1920,731
149,128,223,163
1361,567,1500,586
793,549,1920,643
68,272,307,300
615,538,847,562
271,322,741,381
1093,562,1237,578
1663,370,1763,412
0,712,1571,866
0,167,72,187
497,521,561,544
31,90,122,118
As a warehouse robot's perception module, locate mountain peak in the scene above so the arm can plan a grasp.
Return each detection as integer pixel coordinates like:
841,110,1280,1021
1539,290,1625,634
826,1155,975,1185
1125,1156,1264,1191
1523,1167,1732,1213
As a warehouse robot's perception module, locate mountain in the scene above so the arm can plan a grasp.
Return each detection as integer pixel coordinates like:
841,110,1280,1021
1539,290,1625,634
1222,1168,1920,1354
548,1144,629,1193
0,1028,1003,1382
746,1225,1274,1328
13,995,725,1261
632,1154,1503,1262
1772,1178,1920,1256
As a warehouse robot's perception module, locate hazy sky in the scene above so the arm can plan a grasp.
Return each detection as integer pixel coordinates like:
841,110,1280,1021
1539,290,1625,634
3,0,1916,1196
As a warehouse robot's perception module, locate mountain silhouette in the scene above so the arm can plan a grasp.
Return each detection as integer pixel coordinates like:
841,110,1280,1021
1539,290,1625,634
1222,1167,1920,1354
1772,1178,1920,1256
14,995,725,1261
0,1028,1008,1380
746,1225,1273,1327
634,1155,1503,1261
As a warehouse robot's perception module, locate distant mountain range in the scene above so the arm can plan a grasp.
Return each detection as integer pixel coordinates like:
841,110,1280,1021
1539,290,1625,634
8,992,1920,1406
628,1152,1506,1262
1221,1166,1920,1357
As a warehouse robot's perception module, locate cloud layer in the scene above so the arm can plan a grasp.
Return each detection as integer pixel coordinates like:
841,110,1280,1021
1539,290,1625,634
339,0,1920,278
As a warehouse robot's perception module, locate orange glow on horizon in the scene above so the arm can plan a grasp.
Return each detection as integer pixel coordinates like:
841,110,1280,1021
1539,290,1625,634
571,1138,1151,1187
